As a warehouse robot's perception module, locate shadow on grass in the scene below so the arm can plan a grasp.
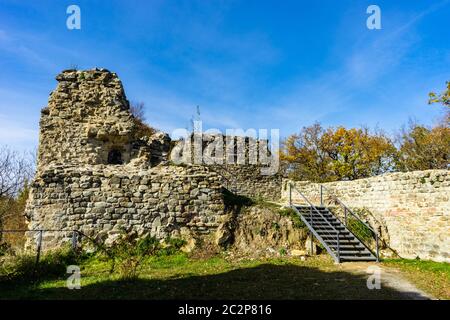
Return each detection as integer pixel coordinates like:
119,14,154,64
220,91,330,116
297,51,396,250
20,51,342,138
0,263,431,300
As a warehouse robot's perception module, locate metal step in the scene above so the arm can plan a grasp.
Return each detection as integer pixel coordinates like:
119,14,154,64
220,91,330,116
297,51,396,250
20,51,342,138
334,250,367,255
337,246,371,252
314,225,346,231
320,235,356,241
328,244,366,250
306,215,336,220
339,256,377,262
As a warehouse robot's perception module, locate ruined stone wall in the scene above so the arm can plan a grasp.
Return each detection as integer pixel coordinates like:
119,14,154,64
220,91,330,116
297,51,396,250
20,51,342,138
26,165,225,249
282,170,450,262
26,68,284,250
171,134,283,201
26,68,226,249
209,165,282,201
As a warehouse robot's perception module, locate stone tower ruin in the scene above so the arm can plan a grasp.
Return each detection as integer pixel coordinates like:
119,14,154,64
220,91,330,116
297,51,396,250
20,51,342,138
37,68,170,169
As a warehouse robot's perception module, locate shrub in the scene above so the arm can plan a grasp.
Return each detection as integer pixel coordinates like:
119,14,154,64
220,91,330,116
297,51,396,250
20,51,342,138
0,242,12,257
136,235,160,256
347,217,374,245
106,233,185,280
0,246,80,282
278,207,306,229
159,238,187,256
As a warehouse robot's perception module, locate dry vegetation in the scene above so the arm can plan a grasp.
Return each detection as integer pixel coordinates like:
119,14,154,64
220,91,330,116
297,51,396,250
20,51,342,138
0,146,34,250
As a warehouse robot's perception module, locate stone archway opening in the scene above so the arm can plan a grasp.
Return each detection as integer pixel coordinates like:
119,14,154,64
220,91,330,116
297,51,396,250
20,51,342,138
107,148,123,165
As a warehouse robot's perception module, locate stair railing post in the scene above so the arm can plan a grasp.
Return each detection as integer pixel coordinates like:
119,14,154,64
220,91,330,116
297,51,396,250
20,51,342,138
35,230,43,265
344,207,347,226
375,233,380,262
309,206,313,255
72,230,77,250
336,231,340,263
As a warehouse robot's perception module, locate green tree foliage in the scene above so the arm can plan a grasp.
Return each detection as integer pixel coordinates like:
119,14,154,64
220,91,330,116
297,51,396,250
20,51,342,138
429,81,450,108
396,122,450,171
429,81,450,124
281,123,396,182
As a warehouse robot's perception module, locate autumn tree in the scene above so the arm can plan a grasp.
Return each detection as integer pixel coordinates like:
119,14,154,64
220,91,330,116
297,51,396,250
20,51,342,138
429,81,450,108
396,122,450,171
393,82,450,171
0,146,34,244
429,81,450,123
281,123,330,182
281,123,396,182
1,185,29,248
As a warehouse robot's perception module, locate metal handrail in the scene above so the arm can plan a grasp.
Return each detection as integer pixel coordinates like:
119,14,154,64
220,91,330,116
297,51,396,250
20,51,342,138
320,185,375,232
319,184,379,262
0,229,79,233
289,183,341,263
0,228,81,265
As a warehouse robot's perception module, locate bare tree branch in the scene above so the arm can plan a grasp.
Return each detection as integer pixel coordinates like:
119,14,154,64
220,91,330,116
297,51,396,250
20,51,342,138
0,146,34,199
130,101,146,123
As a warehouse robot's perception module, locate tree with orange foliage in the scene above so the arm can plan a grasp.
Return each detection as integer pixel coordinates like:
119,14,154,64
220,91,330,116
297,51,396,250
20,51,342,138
281,123,396,182
396,122,449,171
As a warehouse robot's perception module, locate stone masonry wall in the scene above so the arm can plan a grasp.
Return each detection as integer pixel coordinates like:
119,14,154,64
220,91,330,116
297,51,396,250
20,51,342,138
37,68,170,169
171,133,283,201
210,165,282,201
38,69,136,167
282,170,450,262
26,165,225,250
26,68,281,250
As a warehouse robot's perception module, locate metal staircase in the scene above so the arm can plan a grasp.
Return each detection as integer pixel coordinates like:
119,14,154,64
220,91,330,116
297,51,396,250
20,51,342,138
288,183,379,263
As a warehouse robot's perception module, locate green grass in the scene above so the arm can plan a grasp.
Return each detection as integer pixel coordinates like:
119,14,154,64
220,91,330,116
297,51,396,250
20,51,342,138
346,217,374,245
1,231,447,300
1,252,433,300
383,259,450,300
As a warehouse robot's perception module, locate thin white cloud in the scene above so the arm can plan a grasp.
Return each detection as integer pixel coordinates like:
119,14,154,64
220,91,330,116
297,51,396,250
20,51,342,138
260,1,450,134
0,115,38,148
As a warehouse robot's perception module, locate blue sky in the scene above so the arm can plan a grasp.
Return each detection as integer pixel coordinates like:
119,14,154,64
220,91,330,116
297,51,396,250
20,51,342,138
0,0,449,151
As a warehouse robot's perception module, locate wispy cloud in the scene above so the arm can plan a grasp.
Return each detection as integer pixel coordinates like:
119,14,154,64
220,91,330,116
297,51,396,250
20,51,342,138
261,1,450,135
0,115,38,150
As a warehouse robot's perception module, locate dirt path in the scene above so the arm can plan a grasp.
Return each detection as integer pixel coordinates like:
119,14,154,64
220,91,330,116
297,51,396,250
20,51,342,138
339,262,435,300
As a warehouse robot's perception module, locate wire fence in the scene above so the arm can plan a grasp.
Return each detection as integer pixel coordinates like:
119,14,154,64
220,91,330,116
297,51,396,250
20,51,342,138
0,229,82,265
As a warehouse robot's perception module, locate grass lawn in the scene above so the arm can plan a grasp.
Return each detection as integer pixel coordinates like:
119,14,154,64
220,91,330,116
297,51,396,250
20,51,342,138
382,259,450,300
2,252,448,300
